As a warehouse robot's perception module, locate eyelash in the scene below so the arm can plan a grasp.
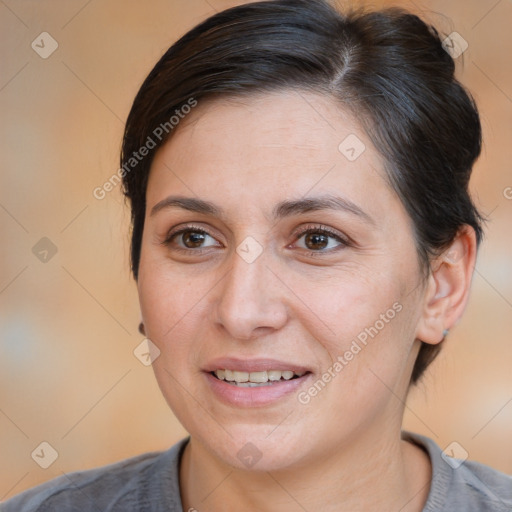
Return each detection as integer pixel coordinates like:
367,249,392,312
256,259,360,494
162,223,351,257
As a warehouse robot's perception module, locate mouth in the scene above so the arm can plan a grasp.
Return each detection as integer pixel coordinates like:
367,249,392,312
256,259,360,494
202,358,313,407
211,369,309,387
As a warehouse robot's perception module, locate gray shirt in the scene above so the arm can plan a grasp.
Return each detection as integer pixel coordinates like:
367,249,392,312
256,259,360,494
2,432,511,511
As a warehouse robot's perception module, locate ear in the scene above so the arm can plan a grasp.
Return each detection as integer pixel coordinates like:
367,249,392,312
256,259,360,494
415,225,478,345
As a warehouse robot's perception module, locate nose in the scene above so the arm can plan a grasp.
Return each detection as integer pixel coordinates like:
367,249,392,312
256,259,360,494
214,246,288,341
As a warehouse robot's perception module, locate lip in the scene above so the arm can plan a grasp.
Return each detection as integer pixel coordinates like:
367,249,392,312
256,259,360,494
204,372,312,407
203,357,312,374
202,357,313,408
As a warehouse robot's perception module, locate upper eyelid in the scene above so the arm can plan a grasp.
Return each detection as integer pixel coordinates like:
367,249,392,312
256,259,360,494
165,223,342,238
293,224,347,241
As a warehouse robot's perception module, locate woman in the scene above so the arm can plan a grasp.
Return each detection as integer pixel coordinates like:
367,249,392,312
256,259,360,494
4,0,511,510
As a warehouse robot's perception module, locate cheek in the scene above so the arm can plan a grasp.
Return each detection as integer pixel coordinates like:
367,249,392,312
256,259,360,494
292,267,405,345
139,270,199,340
137,264,211,424
137,257,220,376
289,269,416,407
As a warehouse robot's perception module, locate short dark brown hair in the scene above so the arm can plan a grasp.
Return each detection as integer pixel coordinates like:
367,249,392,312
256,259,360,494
121,0,484,383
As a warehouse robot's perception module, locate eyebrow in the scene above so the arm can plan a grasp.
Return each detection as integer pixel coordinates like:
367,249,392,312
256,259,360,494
149,194,374,225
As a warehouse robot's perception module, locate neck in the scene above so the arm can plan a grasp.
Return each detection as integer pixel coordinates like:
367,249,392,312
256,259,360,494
179,425,431,512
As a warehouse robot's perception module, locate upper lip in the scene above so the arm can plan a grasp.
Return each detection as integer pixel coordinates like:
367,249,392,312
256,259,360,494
203,357,312,374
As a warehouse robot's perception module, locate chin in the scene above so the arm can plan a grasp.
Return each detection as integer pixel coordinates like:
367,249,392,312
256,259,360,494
191,422,313,472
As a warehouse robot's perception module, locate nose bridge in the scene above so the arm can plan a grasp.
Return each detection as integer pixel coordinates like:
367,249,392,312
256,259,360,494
215,242,287,339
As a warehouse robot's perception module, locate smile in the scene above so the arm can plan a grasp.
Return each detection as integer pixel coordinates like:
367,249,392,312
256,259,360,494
212,369,307,387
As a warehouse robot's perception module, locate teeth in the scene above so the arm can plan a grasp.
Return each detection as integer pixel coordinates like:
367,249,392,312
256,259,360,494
268,370,282,381
233,371,249,383
249,371,268,383
213,369,306,384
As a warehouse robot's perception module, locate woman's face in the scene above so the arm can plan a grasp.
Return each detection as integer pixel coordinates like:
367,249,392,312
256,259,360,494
138,91,429,470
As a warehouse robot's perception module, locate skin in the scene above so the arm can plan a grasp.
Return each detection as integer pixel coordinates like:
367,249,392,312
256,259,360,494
137,91,477,512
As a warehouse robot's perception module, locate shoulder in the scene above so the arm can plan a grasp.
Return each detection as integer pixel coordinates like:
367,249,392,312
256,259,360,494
403,431,512,512
1,437,189,512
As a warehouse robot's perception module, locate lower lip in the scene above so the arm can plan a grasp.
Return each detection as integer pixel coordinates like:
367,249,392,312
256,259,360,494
204,372,311,407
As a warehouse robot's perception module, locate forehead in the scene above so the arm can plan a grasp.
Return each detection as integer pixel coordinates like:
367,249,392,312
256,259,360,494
145,90,400,224
165,91,369,165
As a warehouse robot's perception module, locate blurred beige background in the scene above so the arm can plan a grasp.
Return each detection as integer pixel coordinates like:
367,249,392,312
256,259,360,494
1,0,511,499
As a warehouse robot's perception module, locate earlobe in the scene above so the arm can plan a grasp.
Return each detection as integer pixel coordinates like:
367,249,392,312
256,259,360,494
415,225,477,345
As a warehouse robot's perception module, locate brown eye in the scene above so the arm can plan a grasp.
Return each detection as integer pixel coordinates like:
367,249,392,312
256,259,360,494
303,232,330,251
181,231,207,248
163,226,220,253
294,226,349,254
